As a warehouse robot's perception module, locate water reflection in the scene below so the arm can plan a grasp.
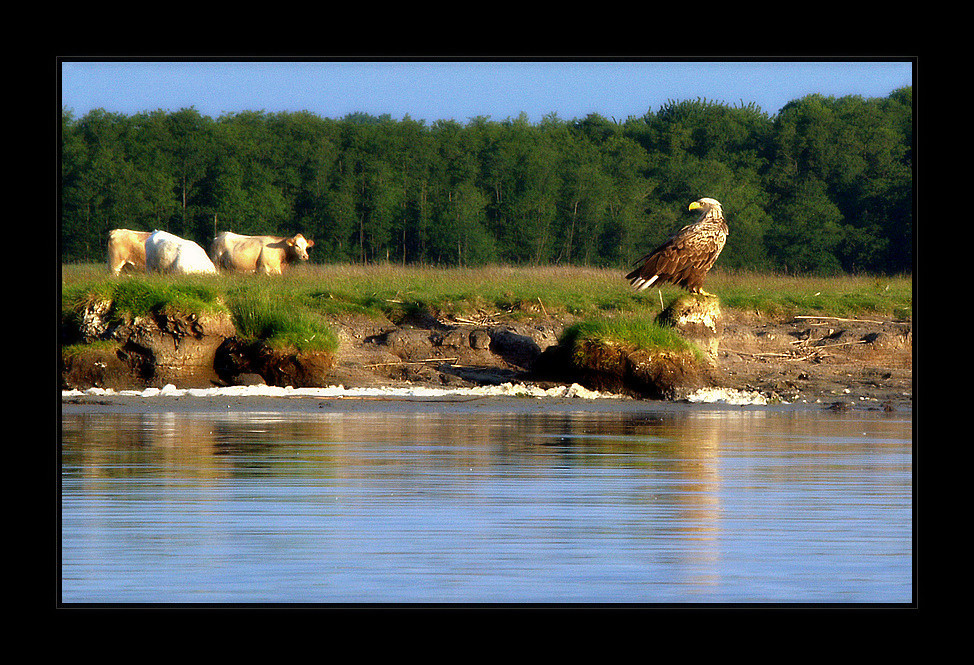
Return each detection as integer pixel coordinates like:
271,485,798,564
61,405,912,604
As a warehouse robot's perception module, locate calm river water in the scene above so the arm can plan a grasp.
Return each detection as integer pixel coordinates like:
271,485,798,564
60,398,913,605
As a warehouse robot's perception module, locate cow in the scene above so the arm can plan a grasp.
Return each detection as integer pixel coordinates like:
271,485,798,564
145,230,217,275
210,231,314,275
107,229,152,275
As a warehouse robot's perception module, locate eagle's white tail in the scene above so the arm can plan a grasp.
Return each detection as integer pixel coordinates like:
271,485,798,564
631,274,659,291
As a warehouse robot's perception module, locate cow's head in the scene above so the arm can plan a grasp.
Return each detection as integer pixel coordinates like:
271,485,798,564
286,234,314,261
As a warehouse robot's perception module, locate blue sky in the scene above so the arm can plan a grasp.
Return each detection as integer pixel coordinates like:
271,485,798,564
60,59,914,124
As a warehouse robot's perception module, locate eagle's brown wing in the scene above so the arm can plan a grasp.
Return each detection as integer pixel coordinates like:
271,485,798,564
627,222,727,293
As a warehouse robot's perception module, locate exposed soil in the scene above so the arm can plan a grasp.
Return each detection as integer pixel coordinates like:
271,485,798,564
714,310,912,409
61,301,913,410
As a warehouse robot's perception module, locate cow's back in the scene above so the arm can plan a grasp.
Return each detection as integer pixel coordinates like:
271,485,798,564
211,232,246,270
147,230,216,274
211,232,274,272
173,241,217,274
145,231,180,272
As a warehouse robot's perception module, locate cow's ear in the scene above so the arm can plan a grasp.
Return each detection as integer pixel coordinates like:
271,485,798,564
307,239,314,247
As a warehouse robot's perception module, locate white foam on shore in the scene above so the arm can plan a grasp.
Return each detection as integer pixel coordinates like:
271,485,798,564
685,387,771,405
61,382,618,401
63,383,774,405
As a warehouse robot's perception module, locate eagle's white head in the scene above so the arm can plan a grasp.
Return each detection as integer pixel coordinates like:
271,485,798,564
689,197,723,221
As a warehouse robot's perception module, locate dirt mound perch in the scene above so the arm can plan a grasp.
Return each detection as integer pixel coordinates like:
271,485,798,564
532,296,721,399
656,294,723,364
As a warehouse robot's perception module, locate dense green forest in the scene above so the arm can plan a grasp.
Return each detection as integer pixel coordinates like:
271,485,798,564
60,86,912,274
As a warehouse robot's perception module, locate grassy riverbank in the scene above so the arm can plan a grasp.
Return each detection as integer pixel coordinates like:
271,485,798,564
61,263,913,354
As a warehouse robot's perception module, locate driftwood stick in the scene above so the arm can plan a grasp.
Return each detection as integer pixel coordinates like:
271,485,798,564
815,340,867,349
723,348,792,358
726,339,865,361
365,357,459,368
794,315,885,324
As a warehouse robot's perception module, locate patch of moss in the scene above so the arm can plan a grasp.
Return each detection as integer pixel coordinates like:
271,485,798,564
61,339,120,360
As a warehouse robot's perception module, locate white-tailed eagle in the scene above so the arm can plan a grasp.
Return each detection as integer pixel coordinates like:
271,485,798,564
626,197,728,296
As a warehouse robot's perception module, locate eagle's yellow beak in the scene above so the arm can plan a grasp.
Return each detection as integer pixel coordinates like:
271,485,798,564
689,201,702,211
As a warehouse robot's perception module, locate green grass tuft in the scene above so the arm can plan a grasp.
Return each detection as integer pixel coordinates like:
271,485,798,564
226,289,338,352
560,314,699,358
